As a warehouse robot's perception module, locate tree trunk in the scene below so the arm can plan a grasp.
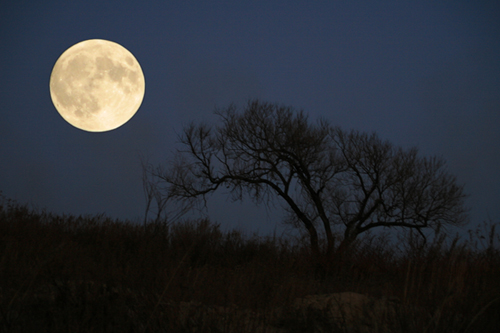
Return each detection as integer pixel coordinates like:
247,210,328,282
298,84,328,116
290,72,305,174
306,224,321,258
325,231,335,258
336,237,354,257
333,227,359,268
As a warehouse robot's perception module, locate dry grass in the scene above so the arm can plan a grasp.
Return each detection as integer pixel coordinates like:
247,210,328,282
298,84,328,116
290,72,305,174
0,194,499,332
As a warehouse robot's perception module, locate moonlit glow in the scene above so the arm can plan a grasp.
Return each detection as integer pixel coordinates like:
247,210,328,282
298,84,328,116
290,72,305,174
49,39,145,132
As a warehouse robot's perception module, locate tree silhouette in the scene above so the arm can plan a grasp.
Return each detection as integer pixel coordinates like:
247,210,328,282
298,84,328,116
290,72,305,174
152,100,468,259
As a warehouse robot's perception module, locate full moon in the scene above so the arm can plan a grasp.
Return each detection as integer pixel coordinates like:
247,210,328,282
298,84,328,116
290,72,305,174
49,39,145,132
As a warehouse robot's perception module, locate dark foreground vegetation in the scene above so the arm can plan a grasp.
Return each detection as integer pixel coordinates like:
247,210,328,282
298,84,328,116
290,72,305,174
1,196,499,332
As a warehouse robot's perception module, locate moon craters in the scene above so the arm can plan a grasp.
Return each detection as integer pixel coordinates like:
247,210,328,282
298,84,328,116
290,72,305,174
49,39,145,132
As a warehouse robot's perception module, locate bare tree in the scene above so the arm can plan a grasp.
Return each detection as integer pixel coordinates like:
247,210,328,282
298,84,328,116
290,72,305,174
140,154,192,229
153,100,468,259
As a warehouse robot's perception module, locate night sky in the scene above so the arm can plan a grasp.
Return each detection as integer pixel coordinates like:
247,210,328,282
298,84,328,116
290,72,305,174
1,1,499,236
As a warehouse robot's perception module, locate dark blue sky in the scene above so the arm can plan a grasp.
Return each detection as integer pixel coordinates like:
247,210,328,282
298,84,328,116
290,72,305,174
1,1,499,236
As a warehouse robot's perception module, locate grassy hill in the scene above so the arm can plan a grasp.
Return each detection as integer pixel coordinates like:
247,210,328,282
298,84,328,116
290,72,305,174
1,195,499,332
